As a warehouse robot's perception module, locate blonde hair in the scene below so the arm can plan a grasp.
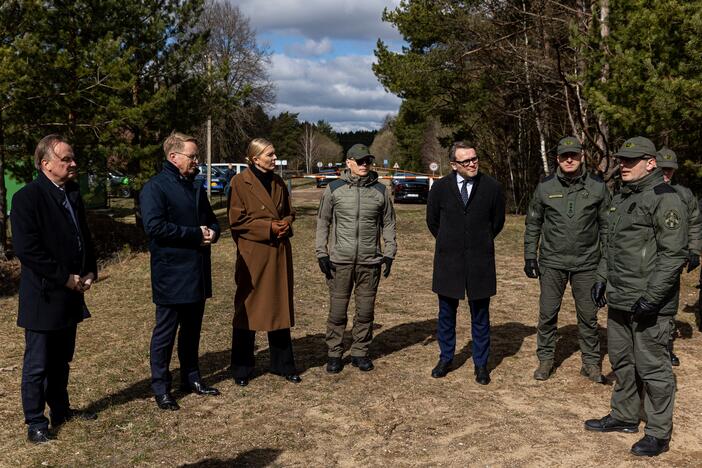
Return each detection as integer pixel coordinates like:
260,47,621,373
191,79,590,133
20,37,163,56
163,131,197,157
246,138,273,164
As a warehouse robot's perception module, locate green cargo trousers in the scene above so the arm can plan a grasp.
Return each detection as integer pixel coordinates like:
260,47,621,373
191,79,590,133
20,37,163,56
536,267,600,364
326,263,381,358
608,308,675,440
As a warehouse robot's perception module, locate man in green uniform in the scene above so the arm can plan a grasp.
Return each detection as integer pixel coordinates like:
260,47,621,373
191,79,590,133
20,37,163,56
586,136,687,457
524,136,610,382
656,147,701,366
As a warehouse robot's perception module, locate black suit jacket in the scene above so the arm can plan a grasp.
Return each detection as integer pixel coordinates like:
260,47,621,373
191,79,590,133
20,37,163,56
426,171,505,300
11,171,97,330
139,162,220,305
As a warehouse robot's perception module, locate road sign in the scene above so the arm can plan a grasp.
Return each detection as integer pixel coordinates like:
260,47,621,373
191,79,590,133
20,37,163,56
282,160,288,166
383,159,389,167
429,162,439,172
393,162,400,169
317,161,323,168
328,162,333,167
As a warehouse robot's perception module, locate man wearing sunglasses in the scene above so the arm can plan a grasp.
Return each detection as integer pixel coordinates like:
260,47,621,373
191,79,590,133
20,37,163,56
426,141,505,385
586,136,686,457
315,144,397,374
524,136,610,383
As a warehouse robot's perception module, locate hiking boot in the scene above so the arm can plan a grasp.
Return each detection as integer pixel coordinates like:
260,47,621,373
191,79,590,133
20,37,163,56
584,414,639,433
631,434,669,457
580,363,605,383
533,360,553,381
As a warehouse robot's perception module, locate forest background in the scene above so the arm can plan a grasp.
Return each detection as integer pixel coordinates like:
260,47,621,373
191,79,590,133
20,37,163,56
1,0,702,260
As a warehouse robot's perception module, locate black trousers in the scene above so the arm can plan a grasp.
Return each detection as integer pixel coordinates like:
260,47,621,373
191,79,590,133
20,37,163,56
22,325,77,430
231,328,296,379
150,301,205,395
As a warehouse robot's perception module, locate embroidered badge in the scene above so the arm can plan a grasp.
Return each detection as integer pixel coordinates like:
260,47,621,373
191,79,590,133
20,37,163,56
664,209,681,230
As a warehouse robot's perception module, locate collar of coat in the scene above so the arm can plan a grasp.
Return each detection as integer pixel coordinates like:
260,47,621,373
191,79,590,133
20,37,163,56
621,168,664,194
340,168,379,186
37,170,80,207
239,165,283,218
556,166,586,186
162,160,196,184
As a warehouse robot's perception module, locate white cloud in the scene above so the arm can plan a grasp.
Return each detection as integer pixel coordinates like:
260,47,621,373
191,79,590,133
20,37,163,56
269,53,400,130
235,0,403,41
285,37,333,57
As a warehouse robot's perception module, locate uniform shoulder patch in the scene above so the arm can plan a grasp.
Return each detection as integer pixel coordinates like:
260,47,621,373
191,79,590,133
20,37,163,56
541,174,555,183
329,179,346,193
663,209,682,230
654,183,676,195
588,173,604,183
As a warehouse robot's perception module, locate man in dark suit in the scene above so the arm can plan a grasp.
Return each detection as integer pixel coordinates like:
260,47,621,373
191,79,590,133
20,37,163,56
140,131,221,410
426,141,505,385
11,134,98,443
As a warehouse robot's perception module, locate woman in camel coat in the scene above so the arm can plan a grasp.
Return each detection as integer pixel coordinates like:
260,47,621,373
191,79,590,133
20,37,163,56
228,138,300,386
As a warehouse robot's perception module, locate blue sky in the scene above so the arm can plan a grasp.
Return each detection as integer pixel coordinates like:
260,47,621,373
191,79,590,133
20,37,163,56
234,0,405,132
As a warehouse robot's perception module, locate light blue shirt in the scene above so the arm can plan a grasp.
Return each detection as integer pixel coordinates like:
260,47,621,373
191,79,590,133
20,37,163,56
456,173,474,200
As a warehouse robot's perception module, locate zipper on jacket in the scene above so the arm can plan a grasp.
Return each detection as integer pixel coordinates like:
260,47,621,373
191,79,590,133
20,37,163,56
354,184,360,264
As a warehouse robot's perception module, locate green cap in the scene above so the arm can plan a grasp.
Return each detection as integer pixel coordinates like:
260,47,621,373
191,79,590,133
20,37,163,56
557,136,582,155
656,146,678,169
615,136,657,159
346,143,374,160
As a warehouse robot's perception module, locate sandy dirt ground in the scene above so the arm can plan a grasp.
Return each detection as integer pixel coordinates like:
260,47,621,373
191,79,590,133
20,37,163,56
1,186,701,467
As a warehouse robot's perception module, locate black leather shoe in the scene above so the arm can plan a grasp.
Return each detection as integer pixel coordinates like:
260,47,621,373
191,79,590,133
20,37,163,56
475,366,490,385
181,381,220,396
584,414,638,433
670,353,680,366
155,393,180,411
27,428,53,444
284,374,302,384
234,377,248,387
326,357,343,374
351,356,374,372
631,434,670,456
51,409,98,428
431,359,452,378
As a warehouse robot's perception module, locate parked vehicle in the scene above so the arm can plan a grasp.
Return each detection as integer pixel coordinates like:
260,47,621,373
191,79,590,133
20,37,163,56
108,170,132,198
195,164,227,194
391,172,429,204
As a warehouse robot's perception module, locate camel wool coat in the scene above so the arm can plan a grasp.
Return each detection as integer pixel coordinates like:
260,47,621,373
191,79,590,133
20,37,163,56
229,167,295,331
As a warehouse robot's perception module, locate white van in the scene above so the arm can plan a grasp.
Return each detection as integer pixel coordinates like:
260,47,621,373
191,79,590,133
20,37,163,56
212,162,248,176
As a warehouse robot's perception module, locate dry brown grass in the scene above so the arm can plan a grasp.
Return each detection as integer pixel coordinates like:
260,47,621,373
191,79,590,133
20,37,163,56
1,188,702,466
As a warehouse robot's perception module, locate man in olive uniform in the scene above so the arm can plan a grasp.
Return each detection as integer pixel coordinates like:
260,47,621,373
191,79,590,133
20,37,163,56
524,136,610,382
586,136,687,457
316,144,397,373
656,146,701,366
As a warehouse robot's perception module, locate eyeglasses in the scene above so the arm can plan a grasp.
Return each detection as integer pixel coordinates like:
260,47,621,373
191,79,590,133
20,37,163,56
616,156,651,165
452,157,479,167
174,151,199,161
352,157,374,166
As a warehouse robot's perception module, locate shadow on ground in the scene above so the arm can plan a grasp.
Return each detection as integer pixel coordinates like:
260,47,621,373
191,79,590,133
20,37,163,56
179,448,283,467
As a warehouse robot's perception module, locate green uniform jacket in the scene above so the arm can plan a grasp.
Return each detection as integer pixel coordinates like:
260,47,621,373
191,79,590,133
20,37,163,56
524,167,611,271
315,169,397,265
672,183,702,255
596,169,688,315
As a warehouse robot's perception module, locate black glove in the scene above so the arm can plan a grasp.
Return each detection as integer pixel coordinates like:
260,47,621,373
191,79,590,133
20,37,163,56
382,257,393,278
687,253,700,273
631,297,659,322
591,282,607,308
524,259,540,278
318,256,335,280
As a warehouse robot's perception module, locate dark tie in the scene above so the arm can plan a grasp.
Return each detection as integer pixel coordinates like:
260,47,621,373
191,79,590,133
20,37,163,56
461,179,469,205
61,191,82,250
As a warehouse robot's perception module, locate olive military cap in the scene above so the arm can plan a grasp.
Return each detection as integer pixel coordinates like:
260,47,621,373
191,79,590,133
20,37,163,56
346,143,374,161
557,136,582,155
615,136,657,159
656,146,678,169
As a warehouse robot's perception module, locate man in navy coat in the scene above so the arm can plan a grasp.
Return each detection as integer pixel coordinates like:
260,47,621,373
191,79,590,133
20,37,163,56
426,141,505,385
11,134,98,443
140,131,220,410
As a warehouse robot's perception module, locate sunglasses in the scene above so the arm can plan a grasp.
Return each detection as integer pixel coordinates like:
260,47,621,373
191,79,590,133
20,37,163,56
452,157,479,167
352,157,374,166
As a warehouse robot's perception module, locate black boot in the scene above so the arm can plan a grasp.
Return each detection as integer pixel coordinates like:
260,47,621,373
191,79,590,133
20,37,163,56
668,339,680,367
